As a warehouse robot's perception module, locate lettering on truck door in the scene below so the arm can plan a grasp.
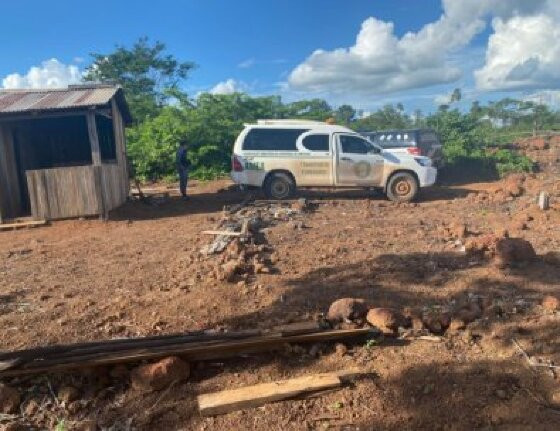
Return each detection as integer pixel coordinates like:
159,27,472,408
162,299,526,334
335,134,384,186
295,132,333,186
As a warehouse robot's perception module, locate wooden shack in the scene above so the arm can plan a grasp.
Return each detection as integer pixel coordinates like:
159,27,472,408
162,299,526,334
0,84,132,223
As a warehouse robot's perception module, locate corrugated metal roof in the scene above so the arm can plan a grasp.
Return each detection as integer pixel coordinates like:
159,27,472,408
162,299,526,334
0,85,118,113
0,85,132,124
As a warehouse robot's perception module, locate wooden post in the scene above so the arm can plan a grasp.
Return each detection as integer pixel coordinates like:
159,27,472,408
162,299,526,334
111,99,129,200
86,111,106,219
86,111,101,166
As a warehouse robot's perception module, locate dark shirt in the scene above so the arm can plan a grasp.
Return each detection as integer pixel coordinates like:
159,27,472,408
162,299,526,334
176,147,189,169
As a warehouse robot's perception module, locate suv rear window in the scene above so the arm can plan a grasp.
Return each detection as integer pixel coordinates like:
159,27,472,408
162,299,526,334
419,131,437,142
302,134,329,152
243,128,308,151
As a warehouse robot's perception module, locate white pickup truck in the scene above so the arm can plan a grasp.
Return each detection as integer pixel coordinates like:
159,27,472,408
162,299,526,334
231,120,437,202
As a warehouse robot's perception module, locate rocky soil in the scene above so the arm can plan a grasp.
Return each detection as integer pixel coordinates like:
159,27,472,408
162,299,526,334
1,136,560,430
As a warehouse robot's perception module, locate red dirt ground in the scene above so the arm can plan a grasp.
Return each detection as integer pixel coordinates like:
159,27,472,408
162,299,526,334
1,139,560,430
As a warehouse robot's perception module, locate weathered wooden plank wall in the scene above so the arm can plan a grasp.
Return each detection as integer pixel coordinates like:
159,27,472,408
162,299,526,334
26,166,100,219
100,164,127,212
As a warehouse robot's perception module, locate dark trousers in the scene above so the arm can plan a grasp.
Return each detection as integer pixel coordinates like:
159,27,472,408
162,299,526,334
178,166,188,196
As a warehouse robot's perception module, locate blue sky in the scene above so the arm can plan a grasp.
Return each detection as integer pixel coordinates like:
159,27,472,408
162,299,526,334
1,0,559,113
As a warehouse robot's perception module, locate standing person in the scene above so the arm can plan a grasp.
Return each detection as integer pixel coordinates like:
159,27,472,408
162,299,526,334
176,140,190,200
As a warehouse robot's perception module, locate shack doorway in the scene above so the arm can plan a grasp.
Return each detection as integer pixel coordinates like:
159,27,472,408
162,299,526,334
2,115,94,218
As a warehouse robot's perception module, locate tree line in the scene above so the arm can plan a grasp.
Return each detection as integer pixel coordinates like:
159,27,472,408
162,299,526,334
84,38,558,181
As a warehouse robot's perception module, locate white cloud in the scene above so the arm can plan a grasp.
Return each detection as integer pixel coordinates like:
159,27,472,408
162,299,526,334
434,93,452,106
238,58,255,69
209,78,246,95
523,90,560,108
287,0,555,97
2,58,82,89
475,14,560,91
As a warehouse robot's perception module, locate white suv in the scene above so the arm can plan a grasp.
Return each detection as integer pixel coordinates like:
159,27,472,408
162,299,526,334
231,120,437,202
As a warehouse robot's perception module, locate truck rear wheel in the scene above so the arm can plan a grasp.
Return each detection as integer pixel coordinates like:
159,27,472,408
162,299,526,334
264,173,295,200
386,172,418,203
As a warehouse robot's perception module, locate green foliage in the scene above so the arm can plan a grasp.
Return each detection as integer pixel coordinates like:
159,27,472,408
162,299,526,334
353,104,413,131
84,37,195,121
427,108,535,177
127,93,288,181
490,149,534,177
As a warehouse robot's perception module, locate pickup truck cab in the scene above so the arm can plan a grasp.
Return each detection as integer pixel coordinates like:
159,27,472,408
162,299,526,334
231,120,437,202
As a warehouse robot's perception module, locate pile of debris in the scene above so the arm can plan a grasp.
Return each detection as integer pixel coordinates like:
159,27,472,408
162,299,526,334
200,197,314,284
325,290,548,339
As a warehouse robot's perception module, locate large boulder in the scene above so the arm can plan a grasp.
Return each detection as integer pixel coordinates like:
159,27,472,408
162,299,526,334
494,238,536,268
327,298,368,323
131,356,190,392
0,383,20,414
366,308,408,336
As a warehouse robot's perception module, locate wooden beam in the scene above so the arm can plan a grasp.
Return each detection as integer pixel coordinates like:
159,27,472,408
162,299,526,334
202,230,243,237
0,328,374,377
0,220,47,230
0,109,110,124
198,373,342,416
86,112,101,166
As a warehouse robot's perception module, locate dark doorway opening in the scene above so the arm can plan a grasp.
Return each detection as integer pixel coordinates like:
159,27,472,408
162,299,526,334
9,114,93,217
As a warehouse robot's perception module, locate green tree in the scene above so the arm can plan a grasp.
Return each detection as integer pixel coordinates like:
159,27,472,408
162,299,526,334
353,104,413,131
84,37,195,121
450,88,462,103
282,99,333,121
335,104,356,125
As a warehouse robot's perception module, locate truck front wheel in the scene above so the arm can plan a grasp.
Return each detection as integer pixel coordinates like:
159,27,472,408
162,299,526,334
386,172,418,203
264,173,295,200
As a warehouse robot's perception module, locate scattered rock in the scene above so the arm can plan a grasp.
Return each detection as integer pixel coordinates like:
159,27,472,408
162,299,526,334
334,343,348,357
538,191,550,211
0,383,20,414
495,389,507,400
503,175,525,198
308,343,323,357
366,308,408,336
455,302,482,324
58,385,80,404
131,356,190,392
542,295,560,312
219,260,240,282
448,318,466,333
327,298,368,323
292,198,309,212
451,222,467,239
74,420,98,431
23,399,39,417
422,310,451,335
465,234,500,257
494,238,536,268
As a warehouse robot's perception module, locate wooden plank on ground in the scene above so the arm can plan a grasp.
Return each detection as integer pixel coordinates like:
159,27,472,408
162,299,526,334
0,220,47,230
198,373,342,416
0,328,374,377
202,230,243,237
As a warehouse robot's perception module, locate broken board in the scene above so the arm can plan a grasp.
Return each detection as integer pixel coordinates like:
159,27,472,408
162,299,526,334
0,220,47,231
202,230,243,237
198,373,342,416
